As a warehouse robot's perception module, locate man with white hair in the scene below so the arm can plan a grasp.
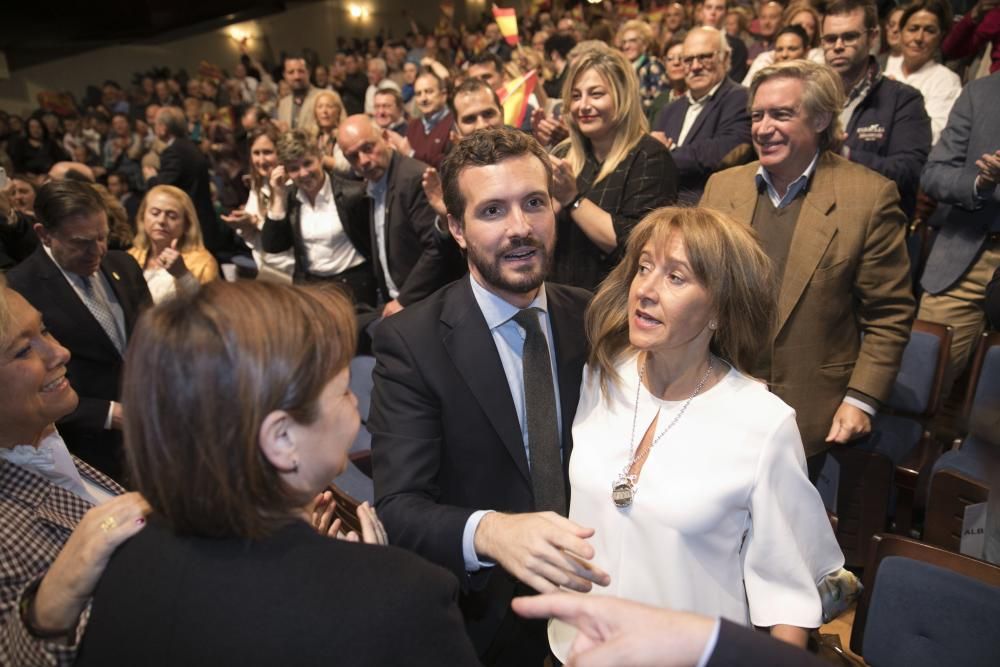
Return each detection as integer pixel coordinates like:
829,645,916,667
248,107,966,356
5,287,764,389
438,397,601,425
364,57,402,116
652,27,752,203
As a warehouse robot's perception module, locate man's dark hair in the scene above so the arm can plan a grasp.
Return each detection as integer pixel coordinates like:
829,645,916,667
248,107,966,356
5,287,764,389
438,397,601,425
467,52,505,75
102,80,122,90
441,127,552,224
107,171,130,190
373,87,405,112
447,78,503,119
544,33,576,60
823,0,879,31
34,180,106,232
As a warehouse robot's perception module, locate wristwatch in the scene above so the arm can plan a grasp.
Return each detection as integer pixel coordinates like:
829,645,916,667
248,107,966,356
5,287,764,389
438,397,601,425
566,193,585,211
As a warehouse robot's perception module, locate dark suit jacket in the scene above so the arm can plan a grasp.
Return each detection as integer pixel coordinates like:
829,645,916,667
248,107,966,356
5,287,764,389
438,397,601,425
919,72,1000,295
147,137,235,256
707,620,826,667
76,518,479,666
843,68,931,220
260,170,372,284
987,266,1000,329
369,151,448,306
7,249,151,480
369,277,590,662
652,77,752,203
701,153,915,455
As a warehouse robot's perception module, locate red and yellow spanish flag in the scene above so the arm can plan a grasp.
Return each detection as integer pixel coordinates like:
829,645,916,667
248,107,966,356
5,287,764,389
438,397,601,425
618,3,640,19
498,69,538,129
492,5,520,46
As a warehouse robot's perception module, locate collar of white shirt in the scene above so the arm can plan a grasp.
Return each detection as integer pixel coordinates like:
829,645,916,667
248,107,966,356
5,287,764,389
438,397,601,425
685,78,725,107
297,171,333,207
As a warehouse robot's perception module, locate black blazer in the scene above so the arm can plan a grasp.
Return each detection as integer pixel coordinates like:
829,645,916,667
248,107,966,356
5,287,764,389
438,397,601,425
653,77,752,204
368,152,449,306
369,277,591,663
6,248,151,480
148,137,236,256
76,518,479,666
260,171,372,283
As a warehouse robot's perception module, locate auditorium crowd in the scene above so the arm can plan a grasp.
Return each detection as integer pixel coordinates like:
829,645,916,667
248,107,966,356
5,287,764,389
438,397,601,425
1,0,999,665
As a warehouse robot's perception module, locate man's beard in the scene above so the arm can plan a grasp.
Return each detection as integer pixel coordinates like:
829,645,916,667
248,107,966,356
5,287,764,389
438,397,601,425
466,235,551,295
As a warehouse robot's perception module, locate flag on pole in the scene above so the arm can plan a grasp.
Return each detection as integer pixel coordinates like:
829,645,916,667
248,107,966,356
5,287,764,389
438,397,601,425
498,69,538,129
492,5,520,46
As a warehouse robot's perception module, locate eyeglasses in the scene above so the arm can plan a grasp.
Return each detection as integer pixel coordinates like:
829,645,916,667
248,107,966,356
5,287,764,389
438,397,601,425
820,31,865,47
682,51,718,67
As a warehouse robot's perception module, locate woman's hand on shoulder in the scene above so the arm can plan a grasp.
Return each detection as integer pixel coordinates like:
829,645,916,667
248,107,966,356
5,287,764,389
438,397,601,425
31,492,151,634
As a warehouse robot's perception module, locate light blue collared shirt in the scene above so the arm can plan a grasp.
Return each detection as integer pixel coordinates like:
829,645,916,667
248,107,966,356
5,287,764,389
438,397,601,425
420,107,449,134
366,170,399,298
754,151,820,209
461,275,564,571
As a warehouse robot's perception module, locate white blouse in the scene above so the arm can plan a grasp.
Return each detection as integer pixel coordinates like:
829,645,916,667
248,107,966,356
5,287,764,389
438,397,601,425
883,55,961,145
550,354,844,659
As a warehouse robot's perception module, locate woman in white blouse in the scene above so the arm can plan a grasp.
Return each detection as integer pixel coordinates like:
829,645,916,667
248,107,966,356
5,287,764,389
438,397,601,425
883,0,961,144
550,207,844,659
221,124,296,280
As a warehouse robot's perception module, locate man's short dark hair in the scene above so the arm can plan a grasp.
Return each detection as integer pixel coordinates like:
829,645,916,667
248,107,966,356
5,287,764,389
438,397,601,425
373,87,405,112
544,33,576,60
34,180,106,232
467,52,505,75
447,78,503,118
441,127,552,224
823,0,879,31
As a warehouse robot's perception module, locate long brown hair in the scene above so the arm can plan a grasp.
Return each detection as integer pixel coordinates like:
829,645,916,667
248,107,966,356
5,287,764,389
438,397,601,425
586,207,777,396
122,281,356,539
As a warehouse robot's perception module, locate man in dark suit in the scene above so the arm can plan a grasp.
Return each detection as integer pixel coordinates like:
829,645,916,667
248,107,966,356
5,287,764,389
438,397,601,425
369,127,609,666
144,106,239,261
7,180,151,481
917,71,1000,387
652,26,752,203
337,115,450,317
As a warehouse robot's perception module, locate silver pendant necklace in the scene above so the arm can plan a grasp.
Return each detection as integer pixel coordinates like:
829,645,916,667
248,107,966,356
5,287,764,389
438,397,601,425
612,355,714,509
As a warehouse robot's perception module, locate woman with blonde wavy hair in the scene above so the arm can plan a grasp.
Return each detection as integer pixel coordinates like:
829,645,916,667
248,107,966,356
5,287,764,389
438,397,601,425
549,45,677,291
549,207,844,659
128,184,218,303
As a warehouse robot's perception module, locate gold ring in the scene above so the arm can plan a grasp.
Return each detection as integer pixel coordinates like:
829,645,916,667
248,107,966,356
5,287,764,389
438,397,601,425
100,516,118,533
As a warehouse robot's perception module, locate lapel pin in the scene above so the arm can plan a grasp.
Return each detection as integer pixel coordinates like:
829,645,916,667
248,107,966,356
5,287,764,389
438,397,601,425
112,272,121,281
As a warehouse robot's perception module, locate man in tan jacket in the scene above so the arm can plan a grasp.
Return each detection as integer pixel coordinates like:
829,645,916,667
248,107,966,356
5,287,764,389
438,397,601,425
701,60,914,478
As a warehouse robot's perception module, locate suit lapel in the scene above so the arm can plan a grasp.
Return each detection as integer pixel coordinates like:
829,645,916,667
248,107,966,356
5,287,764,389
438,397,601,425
685,81,724,143
775,155,838,334
440,280,532,484
664,100,688,142
36,249,121,358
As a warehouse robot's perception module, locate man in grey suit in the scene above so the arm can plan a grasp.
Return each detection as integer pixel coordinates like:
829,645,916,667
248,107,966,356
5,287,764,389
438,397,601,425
917,72,1000,386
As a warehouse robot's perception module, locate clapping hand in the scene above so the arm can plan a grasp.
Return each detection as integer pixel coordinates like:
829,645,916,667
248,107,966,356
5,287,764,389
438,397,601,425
311,491,388,545
157,239,189,278
421,167,447,217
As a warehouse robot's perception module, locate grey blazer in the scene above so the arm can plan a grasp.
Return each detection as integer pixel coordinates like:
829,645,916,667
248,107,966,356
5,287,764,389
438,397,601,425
920,72,1000,295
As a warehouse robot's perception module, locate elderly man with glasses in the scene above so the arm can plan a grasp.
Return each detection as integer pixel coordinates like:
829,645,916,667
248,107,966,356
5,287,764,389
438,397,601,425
822,0,931,218
651,26,752,203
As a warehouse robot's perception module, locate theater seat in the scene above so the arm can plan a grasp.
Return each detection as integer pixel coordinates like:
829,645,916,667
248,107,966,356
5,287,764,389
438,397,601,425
851,534,1000,666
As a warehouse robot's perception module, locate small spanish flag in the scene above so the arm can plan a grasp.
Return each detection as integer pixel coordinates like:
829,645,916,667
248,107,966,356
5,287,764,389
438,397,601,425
491,5,520,47
618,3,640,19
498,69,538,129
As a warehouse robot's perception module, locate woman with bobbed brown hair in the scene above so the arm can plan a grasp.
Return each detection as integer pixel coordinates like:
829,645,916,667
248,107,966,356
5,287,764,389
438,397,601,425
75,281,479,665
549,207,844,659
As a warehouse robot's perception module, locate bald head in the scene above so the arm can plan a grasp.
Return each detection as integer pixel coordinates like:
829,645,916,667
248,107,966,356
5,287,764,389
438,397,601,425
337,114,393,182
48,161,96,183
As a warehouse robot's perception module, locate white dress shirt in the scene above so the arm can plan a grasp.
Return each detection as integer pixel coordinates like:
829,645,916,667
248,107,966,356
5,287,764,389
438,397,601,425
297,173,365,276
